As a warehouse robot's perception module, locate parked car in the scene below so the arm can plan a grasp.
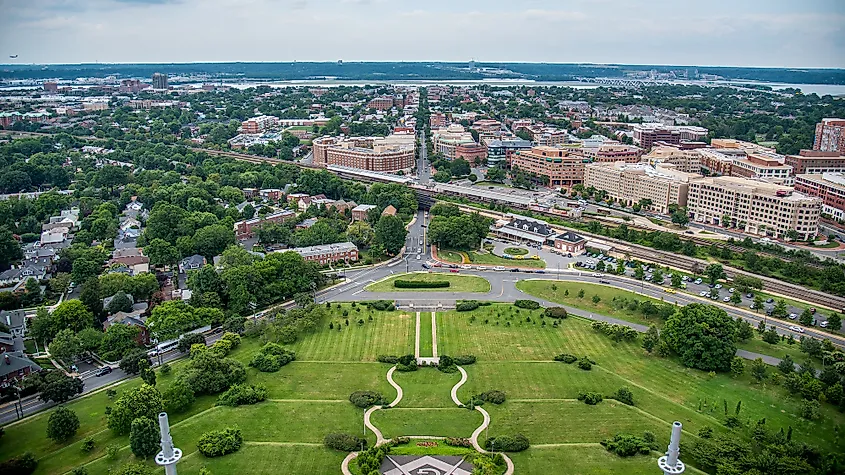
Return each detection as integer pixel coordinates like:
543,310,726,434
714,283,722,289
820,321,829,328
728,288,735,293
723,296,731,302
746,293,753,298
766,298,774,303
699,291,708,297
95,366,113,377
788,313,798,320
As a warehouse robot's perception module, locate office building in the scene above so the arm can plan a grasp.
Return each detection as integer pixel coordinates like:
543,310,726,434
584,162,698,214
43,82,58,93
687,176,821,240
814,118,845,153
586,144,643,163
431,125,478,160
152,73,169,90
794,173,845,221
454,143,487,164
730,153,793,185
643,146,702,173
430,112,448,128
510,146,587,189
632,124,708,149
312,134,415,172
785,149,845,175
483,138,532,167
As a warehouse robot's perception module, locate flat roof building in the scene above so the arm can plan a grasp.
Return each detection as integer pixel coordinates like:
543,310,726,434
643,146,702,173
632,124,708,150
814,118,845,153
794,172,845,221
483,138,532,167
687,176,822,240
584,162,699,214
312,134,416,173
510,146,587,189
432,125,478,160
284,242,359,265
785,149,845,175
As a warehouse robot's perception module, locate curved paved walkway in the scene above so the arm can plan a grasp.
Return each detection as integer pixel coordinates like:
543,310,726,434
364,366,404,447
454,367,515,475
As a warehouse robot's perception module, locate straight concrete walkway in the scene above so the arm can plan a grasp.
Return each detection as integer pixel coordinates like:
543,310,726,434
431,312,438,358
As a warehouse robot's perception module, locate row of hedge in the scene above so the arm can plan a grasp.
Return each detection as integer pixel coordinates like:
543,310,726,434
393,280,451,289
485,433,530,452
456,300,492,312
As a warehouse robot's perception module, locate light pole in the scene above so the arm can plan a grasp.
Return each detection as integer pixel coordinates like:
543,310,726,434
155,412,182,475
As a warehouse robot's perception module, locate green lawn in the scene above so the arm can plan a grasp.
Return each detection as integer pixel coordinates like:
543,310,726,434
503,247,529,256
515,279,674,327
419,312,433,358
736,333,809,363
178,444,345,475
465,250,546,269
371,408,482,439
365,272,491,293
392,368,462,408
509,444,660,475
437,249,466,264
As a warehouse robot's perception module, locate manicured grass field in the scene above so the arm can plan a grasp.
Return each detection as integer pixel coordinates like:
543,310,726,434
515,279,671,327
503,247,528,256
366,272,491,293
178,444,345,475
438,305,845,452
419,312,433,358
392,368,462,408
437,249,467,264
466,250,546,268
371,408,482,439
508,444,660,475
291,305,415,361
735,333,809,363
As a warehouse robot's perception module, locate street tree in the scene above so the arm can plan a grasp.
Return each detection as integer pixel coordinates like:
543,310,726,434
52,300,94,333
40,374,84,404
145,238,180,268
704,264,725,286
47,406,80,442
374,215,407,256
107,384,164,435
49,329,81,361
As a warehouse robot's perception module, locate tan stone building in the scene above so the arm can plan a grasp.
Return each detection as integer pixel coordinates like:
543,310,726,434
687,176,822,240
510,146,587,189
312,134,415,172
584,162,698,214
643,146,702,173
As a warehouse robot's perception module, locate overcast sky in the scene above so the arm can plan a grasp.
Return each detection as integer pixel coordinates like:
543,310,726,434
1,0,843,67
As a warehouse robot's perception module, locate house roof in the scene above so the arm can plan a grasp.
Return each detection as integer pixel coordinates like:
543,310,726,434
381,205,397,216
506,218,555,237
555,231,586,243
181,254,205,267
0,351,41,378
0,310,27,330
108,255,149,267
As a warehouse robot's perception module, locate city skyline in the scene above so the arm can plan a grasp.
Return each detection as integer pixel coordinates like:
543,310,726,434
1,0,843,68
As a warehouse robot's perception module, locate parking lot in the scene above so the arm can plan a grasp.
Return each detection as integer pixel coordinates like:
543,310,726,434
574,252,829,329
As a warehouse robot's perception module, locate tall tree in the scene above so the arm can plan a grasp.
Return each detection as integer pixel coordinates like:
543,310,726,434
374,215,407,256
663,304,737,372
0,227,23,271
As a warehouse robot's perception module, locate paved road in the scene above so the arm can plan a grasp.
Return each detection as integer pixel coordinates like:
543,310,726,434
417,130,430,185
0,331,223,425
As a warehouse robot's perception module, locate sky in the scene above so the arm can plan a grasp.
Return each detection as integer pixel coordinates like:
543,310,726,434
1,0,844,68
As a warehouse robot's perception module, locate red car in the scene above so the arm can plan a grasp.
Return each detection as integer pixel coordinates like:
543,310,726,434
450,269,459,273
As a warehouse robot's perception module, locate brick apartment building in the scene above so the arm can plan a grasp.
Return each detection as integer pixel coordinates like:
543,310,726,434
285,242,359,265
814,118,845,153
794,172,845,221
234,210,296,240
785,149,845,175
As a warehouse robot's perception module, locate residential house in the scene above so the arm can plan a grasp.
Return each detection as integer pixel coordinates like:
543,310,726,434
259,189,283,202
381,205,397,217
40,227,70,245
0,352,41,386
352,204,377,221
179,255,206,273
0,264,48,288
0,310,28,337
107,255,150,275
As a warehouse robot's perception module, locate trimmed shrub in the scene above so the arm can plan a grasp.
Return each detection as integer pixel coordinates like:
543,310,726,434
477,390,506,405
220,332,241,349
197,427,243,457
81,436,95,453
216,384,268,407
324,432,367,452
445,437,473,447
453,355,477,365
396,354,418,372
591,321,638,342
544,307,568,319
578,357,594,371
614,387,634,406
393,280,450,289
601,433,652,456
377,355,399,364
438,355,457,373
47,406,79,442
485,433,529,452
349,391,386,408
366,300,395,311
514,299,540,310
456,301,480,312
554,353,578,364
0,452,37,475
355,444,391,474
578,392,603,405
249,343,296,373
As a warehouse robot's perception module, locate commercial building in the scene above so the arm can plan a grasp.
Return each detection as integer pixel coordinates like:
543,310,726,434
367,97,394,110
785,150,845,175
285,242,359,265
240,115,279,134
234,210,296,240
454,143,487,164
471,119,502,134
632,124,708,149
510,146,587,189
553,231,587,254
483,138,532,167
152,73,169,90
430,112,448,128
491,215,556,245
814,118,845,153
431,125,477,160
586,144,643,163
584,162,698,214
312,134,416,172
730,154,793,185
794,173,845,221
711,138,777,155
643,146,702,173
687,176,822,240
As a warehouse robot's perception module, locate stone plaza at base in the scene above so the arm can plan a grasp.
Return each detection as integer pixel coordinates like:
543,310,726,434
381,455,474,475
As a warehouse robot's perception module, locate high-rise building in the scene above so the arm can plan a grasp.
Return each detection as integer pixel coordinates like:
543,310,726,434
687,176,821,240
152,73,169,90
814,118,845,153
